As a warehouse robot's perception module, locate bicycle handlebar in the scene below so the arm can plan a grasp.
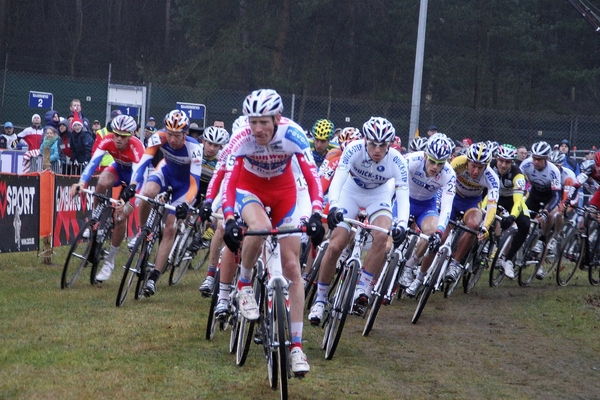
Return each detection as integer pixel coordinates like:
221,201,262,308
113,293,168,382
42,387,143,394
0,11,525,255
79,187,121,206
134,192,177,211
448,219,479,236
343,217,392,235
242,226,307,237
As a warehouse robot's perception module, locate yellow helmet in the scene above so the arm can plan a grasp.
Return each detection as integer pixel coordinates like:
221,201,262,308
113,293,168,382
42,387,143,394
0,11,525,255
311,119,334,141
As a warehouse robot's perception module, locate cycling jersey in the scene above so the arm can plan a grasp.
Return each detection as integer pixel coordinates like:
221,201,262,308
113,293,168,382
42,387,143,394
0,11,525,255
405,151,456,233
328,140,409,228
197,152,220,198
80,133,145,185
309,138,339,168
222,117,322,225
575,160,600,191
318,147,343,194
132,130,203,206
450,155,500,229
489,159,526,218
519,156,561,211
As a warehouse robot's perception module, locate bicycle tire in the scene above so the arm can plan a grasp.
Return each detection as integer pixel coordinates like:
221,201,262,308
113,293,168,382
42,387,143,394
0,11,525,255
205,268,221,340
518,231,542,287
588,221,600,285
324,259,359,360
490,231,512,287
273,280,289,399
555,229,581,286
116,230,148,307
192,243,211,271
445,250,468,298
61,220,97,289
169,226,194,285
363,252,399,337
237,259,263,366
91,210,114,285
412,247,449,324
304,242,328,310
464,236,493,293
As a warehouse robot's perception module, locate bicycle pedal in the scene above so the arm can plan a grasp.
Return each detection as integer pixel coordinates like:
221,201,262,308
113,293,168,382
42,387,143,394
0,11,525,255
253,333,263,345
294,372,307,379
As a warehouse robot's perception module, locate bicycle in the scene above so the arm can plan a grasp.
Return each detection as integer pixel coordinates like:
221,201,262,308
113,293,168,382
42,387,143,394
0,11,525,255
556,206,600,286
241,222,310,400
320,214,393,360
61,187,120,289
516,210,549,287
362,228,427,336
411,219,478,324
115,188,174,307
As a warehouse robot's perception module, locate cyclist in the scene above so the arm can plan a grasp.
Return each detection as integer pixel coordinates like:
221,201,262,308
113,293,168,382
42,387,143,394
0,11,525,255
488,144,529,279
571,150,600,212
398,135,457,292
418,142,500,288
125,110,203,296
220,89,325,376
308,119,338,168
548,150,578,250
519,141,562,279
189,126,230,254
308,117,409,322
409,136,429,153
68,115,145,282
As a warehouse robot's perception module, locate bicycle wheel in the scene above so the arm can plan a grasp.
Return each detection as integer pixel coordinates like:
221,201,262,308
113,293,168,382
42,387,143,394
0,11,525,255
135,235,158,300
464,236,493,293
518,232,542,287
192,242,211,271
61,220,97,289
555,229,582,286
588,221,600,285
363,252,399,337
412,247,449,324
490,231,512,287
237,259,263,366
92,212,114,284
273,280,289,399
304,242,327,310
116,230,148,307
205,268,221,340
324,259,359,360
445,250,469,298
169,226,194,285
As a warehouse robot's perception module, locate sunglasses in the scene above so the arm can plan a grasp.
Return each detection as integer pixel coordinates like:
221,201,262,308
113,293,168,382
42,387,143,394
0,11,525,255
426,156,445,166
366,140,389,148
113,130,132,138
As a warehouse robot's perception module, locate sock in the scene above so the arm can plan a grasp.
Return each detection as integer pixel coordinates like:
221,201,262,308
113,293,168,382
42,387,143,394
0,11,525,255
206,265,216,278
218,282,230,302
237,265,253,290
316,281,329,303
105,245,119,265
406,255,422,269
291,322,303,349
417,271,426,280
358,269,374,290
149,269,161,282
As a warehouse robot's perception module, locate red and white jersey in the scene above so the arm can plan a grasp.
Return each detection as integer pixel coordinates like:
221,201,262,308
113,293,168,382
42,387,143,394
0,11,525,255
80,134,145,183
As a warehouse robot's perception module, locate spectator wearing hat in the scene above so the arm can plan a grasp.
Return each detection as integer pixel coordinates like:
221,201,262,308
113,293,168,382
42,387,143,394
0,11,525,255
146,116,156,129
91,120,101,133
17,113,44,150
462,138,473,147
188,122,203,141
0,122,18,149
44,110,61,131
70,111,93,164
57,118,72,160
559,139,579,174
427,125,438,136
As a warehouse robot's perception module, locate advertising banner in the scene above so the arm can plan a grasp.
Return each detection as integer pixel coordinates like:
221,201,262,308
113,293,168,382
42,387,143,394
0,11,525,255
0,174,40,252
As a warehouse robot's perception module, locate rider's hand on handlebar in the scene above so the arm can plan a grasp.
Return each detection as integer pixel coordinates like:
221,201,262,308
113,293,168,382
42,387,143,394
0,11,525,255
306,212,325,247
428,230,442,251
120,184,137,202
392,225,406,248
223,219,243,253
500,215,515,230
327,207,344,230
200,200,213,222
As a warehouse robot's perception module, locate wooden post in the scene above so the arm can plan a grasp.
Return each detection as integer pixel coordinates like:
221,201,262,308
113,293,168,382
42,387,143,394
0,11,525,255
41,153,53,264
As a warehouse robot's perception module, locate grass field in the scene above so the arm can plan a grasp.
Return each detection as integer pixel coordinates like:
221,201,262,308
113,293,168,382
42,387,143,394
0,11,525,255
1,250,600,399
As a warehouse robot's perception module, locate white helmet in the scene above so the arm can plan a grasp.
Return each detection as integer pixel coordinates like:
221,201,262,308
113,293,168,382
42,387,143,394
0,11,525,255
232,116,248,132
203,126,229,145
362,117,396,143
243,89,283,117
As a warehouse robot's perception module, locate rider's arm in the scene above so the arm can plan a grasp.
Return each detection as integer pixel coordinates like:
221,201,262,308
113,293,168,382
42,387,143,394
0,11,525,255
296,151,323,213
130,131,164,186
510,172,526,218
183,141,203,205
78,136,111,185
221,154,242,220
437,174,456,234
482,167,500,229
544,164,562,212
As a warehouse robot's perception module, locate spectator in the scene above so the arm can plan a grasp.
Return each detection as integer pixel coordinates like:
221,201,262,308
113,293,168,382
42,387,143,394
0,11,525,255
69,112,93,164
584,148,596,161
39,126,65,165
516,145,528,166
0,122,18,149
462,138,473,147
142,124,156,147
17,114,44,150
68,98,90,130
213,119,225,129
57,118,72,160
454,140,464,157
559,139,579,174
427,125,438,136
188,122,203,141
91,119,102,134
146,116,156,129
44,110,60,130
